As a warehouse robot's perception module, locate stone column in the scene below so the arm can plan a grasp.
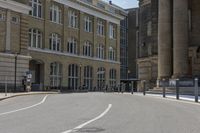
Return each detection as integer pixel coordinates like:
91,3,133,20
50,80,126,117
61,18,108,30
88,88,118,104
173,0,189,78
158,0,172,79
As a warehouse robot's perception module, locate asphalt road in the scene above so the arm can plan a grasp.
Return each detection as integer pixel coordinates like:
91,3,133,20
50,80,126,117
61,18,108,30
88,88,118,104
0,93,200,133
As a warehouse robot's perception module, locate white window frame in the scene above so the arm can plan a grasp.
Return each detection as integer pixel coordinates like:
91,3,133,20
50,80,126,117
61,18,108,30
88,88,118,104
68,64,79,90
84,16,92,32
50,62,62,87
97,67,105,90
68,10,78,28
0,13,5,21
49,33,61,51
29,29,42,48
84,66,93,90
50,4,62,24
97,44,104,59
97,19,104,36
109,47,115,61
83,41,92,57
29,0,42,18
109,24,116,39
109,69,117,88
67,37,77,54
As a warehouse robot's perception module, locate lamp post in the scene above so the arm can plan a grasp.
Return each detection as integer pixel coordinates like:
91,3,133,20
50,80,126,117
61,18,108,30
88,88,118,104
79,64,82,91
14,53,19,92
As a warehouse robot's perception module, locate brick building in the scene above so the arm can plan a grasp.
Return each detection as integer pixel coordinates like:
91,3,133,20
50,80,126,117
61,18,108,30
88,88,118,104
0,0,126,91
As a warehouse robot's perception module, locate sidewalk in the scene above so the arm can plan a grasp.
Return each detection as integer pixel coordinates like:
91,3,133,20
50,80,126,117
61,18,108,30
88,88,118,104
133,92,200,103
0,91,59,101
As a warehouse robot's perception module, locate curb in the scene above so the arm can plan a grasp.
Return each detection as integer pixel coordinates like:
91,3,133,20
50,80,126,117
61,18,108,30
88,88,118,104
0,92,59,101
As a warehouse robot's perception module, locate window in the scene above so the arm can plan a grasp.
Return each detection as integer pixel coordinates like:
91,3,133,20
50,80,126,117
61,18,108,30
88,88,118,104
97,2,105,9
147,21,152,36
0,13,5,21
68,10,78,28
11,16,20,24
29,0,42,18
97,67,105,91
97,19,104,36
109,47,115,61
68,64,79,90
97,44,104,59
29,29,42,48
84,16,93,32
49,33,61,51
109,24,116,39
109,69,117,88
83,41,92,57
84,66,93,90
67,37,77,54
50,62,62,88
50,4,62,24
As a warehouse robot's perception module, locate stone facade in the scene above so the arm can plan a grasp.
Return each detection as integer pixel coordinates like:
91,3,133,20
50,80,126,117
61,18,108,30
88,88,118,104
2,0,126,91
0,0,31,91
137,0,200,90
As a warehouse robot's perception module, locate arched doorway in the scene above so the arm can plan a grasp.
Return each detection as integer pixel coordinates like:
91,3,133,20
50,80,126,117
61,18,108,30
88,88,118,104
29,60,44,91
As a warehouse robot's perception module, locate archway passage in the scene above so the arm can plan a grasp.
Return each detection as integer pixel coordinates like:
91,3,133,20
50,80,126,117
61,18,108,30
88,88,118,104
29,60,44,91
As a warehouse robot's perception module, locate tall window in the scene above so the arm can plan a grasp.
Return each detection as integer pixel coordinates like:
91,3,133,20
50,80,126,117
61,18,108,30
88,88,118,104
109,69,117,88
29,29,42,48
0,13,5,21
29,0,42,18
84,16,93,32
50,4,62,24
49,33,61,51
68,10,78,28
109,23,116,39
83,41,92,57
68,64,79,90
50,62,62,88
109,47,115,61
97,67,105,90
84,66,93,90
97,44,104,59
67,37,77,54
97,19,104,36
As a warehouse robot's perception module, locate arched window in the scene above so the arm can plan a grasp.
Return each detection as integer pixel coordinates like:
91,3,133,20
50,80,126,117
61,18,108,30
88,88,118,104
68,64,79,90
50,62,62,88
29,29,42,48
68,10,78,28
108,47,115,61
49,33,61,51
83,41,92,57
109,69,117,88
50,4,62,24
67,37,77,54
84,66,93,90
97,67,105,91
29,0,42,18
97,44,104,59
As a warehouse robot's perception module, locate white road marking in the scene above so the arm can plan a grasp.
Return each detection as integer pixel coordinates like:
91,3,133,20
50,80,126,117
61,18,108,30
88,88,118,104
62,104,112,133
0,95,48,116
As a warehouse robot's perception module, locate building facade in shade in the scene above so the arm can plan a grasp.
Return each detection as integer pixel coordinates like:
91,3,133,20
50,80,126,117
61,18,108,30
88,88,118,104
126,8,139,80
0,0,126,91
120,15,128,80
137,0,200,90
0,0,31,91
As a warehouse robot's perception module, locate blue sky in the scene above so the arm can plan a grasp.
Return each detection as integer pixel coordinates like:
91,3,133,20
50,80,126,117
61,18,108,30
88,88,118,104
103,0,138,9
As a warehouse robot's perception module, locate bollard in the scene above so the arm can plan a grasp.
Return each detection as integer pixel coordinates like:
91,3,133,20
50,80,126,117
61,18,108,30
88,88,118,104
143,81,146,96
5,76,7,96
176,79,179,100
194,78,199,103
163,79,166,98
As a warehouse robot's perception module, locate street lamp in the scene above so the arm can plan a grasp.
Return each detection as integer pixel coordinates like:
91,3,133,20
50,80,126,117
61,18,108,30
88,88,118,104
14,53,19,92
79,64,82,91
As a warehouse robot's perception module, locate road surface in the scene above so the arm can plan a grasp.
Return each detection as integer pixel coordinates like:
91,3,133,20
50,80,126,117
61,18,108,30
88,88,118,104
0,93,200,133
